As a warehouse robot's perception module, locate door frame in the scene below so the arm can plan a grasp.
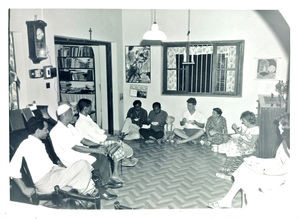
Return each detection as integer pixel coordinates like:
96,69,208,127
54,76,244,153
54,35,114,134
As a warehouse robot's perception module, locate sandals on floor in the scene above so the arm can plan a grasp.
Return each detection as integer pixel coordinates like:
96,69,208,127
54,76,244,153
122,157,138,167
216,172,232,181
207,200,231,209
145,139,155,144
111,176,124,183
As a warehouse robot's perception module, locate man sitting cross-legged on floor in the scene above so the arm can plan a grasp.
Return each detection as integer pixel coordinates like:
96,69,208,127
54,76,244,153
174,98,206,144
119,100,148,140
75,99,138,173
10,117,97,199
50,103,122,200
139,102,168,145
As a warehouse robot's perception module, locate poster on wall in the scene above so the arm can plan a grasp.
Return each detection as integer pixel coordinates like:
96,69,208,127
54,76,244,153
257,58,277,79
130,84,148,98
125,46,151,83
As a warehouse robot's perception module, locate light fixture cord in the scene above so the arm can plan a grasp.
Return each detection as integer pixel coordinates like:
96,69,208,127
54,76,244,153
186,9,191,60
153,9,157,24
187,9,191,40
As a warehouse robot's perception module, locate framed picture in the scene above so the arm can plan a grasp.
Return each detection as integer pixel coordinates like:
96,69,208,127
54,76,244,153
129,84,148,99
257,58,277,79
125,46,151,83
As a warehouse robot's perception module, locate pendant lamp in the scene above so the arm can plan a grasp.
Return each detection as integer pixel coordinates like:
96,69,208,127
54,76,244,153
143,9,167,41
182,9,194,65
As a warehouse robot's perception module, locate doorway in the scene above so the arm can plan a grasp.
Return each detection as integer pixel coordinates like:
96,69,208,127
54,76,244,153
54,35,114,134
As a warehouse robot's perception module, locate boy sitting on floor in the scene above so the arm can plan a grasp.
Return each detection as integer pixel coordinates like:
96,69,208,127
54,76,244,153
163,116,175,144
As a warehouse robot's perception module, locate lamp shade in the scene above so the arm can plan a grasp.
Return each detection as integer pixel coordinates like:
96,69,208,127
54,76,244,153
143,22,167,41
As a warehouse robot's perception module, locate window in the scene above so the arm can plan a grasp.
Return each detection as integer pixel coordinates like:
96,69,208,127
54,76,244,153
162,40,244,96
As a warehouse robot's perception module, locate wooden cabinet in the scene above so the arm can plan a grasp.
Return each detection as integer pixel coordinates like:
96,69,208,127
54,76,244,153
56,45,97,121
257,95,285,158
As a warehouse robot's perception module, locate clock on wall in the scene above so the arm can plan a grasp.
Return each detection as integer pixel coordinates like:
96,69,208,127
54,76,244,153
26,20,47,64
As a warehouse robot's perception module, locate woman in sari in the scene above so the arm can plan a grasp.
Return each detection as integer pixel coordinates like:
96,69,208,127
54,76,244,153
205,108,228,145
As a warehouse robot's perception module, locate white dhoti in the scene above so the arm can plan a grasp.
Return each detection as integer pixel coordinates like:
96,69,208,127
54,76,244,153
35,160,95,195
121,118,141,140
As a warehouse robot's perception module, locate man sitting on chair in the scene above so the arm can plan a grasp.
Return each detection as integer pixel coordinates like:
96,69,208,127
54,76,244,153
50,103,122,200
75,99,138,177
10,117,96,198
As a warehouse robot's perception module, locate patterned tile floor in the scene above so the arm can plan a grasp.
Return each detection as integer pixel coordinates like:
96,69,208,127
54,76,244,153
101,140,242,209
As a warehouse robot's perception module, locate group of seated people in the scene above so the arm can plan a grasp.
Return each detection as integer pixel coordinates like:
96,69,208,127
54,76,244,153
119,97,290,208
119,97,257,152
10,98,139,203
10,96,290,209
118,98,261,177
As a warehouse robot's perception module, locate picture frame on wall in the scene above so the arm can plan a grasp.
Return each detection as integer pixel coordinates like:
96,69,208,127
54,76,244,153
129,84,148,99
125,45,151,83
257,58,277,79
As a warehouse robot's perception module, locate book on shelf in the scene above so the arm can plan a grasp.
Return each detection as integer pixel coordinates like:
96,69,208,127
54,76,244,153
59,46,94,58
58,57,93,68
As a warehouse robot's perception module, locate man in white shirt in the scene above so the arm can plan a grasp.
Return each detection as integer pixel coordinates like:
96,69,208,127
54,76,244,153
174,98,206,144
75,99,138,182
50,104,121,200
10,117,95,198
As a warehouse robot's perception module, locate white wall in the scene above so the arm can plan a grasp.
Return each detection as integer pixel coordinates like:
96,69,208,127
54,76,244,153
9,9,289,131
10,9,124,125
122,10,289,128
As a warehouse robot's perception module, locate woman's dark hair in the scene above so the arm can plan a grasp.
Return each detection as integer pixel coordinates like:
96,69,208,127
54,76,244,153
133,100,142,107
240,111,256,125
77,98,92,112
152,102,161,109
213,108,222,115
27,117,45,135
187,98,197,105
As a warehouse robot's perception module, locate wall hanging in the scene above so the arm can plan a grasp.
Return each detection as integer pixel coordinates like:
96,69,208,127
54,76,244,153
130,84,148,99
257,58,277,79
125,46,151,83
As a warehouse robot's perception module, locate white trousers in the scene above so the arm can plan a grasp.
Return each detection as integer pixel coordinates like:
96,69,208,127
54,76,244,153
35,160,95,195
121,118,141,140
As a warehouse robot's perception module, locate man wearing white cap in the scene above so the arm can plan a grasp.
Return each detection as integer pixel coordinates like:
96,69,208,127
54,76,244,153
50,103,121,200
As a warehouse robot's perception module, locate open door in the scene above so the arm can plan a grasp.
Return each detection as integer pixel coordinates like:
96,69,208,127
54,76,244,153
54,36,113,134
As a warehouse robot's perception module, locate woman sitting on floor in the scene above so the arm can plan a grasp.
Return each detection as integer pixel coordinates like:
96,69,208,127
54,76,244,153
204,108,228,146
213,111,259,176
208,113,290,208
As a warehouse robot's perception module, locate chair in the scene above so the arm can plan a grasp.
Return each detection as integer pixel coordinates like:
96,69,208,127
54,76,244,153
11,156,101,209
9,107,102,209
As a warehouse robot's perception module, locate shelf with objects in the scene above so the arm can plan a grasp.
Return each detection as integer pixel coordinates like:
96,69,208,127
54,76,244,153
56,45,97,121
257,95,286,158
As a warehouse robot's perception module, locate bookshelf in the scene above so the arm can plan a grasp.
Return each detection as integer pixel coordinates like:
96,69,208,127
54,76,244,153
56,45,97,120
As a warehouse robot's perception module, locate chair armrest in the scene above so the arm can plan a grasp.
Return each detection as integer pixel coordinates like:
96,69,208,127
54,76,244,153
54,185,101,201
